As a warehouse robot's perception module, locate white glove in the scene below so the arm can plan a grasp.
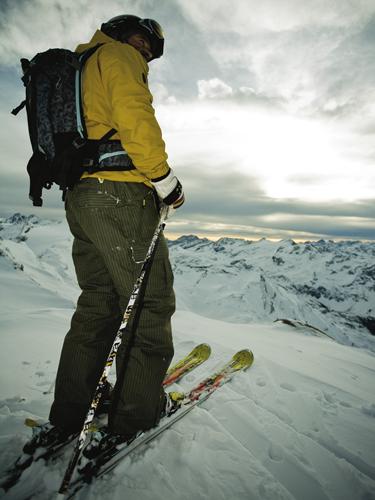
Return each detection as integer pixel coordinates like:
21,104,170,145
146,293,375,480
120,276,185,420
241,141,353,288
151,168,185,209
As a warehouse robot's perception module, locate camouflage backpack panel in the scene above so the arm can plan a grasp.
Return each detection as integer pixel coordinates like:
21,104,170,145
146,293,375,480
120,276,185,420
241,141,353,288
32,49,78,161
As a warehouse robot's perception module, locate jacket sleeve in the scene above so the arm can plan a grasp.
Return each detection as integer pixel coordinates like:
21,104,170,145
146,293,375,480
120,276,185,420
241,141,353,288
99,43,170,180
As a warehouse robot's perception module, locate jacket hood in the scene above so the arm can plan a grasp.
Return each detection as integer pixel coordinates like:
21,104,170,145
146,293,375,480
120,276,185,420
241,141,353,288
75,30,149,73
75,30,114,53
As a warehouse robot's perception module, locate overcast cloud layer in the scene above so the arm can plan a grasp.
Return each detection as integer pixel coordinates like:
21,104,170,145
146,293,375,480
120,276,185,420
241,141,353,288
0,0,374,240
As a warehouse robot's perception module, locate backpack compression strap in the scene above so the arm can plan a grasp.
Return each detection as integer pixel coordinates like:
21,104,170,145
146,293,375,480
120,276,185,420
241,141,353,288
11,100,26,116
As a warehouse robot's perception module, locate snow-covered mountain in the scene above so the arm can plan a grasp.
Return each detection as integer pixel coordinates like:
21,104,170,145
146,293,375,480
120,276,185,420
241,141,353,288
170,234,375,351
1,214,374,351
0,213,374,500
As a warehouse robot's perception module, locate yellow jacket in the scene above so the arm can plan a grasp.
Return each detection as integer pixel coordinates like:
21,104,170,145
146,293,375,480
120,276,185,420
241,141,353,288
75,30,169,184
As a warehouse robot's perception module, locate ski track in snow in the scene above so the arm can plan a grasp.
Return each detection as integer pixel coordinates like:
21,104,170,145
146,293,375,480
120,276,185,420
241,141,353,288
0,215,375,500
2,328,374,500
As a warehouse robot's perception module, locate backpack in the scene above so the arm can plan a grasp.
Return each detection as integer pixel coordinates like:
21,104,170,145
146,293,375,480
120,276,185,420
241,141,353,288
12,44,135,206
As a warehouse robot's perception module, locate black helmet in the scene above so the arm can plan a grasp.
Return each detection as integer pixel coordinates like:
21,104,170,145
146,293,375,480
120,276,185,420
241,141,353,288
101,15,164,61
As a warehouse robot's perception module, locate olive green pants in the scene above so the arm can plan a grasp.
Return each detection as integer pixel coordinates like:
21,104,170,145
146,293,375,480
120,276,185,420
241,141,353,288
49,179,175,436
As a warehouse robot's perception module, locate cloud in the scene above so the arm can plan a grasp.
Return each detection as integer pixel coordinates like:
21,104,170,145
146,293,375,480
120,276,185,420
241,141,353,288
155,99,375,204
1,1,374,241
177,0,374,34
0,0,222,102
0,0,100,65
196,78,285,110
177,0,375,120
0,168,64,218
198,78,233,99
167,167,375,240
150,82,177,105
2,160,374,241
181,166,375,217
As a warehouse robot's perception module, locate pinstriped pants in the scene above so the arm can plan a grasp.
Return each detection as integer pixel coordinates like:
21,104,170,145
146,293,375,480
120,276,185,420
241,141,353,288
49,178,175,436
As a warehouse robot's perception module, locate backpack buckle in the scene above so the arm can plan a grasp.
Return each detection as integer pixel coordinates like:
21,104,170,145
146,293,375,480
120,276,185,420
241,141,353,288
72,136,86,150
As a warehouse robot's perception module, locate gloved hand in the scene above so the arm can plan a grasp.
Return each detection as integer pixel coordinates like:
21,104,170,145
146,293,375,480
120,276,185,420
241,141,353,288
151,168,185,209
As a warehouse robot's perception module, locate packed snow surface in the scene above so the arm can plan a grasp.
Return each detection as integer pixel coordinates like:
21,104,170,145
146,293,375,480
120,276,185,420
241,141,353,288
0,214,374,500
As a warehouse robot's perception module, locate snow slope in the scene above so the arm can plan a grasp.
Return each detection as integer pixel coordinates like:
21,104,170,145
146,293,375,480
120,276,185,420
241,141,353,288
170,235,375,351
0,214,374,500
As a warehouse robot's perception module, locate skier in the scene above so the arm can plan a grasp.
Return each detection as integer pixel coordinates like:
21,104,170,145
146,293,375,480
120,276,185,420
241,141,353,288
27,15,184,453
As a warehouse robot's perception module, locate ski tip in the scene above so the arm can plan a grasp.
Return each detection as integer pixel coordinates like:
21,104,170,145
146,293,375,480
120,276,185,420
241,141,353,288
165,343,212,378
24,417,41,428
232,349,254,370
191,343,212,359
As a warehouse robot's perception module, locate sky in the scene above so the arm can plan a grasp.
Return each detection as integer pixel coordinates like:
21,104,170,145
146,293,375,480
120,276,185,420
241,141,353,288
0,0,374,241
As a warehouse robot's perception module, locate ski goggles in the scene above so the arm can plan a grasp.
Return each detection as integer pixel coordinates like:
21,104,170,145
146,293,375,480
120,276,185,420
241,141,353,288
139,19,164,40
139,18,164,60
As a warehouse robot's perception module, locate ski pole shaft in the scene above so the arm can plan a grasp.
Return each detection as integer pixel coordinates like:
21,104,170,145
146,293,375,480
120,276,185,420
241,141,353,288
43,379,55,395
58,204,169,495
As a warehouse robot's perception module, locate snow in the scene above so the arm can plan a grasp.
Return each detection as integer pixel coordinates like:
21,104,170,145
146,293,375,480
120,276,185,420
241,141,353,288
0,214,374,500
170,235,375,351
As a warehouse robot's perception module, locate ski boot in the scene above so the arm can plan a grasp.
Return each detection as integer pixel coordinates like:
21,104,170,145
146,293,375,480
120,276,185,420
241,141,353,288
23,422,76,455
81,427,134,460
81,393,184,464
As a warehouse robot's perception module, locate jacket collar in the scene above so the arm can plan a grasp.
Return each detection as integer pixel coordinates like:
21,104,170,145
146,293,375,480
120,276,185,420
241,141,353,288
75,30,149,72
75,30,117,53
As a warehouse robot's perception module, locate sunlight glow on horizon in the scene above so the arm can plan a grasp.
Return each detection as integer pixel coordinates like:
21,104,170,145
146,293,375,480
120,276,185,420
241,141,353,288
158,101,374,204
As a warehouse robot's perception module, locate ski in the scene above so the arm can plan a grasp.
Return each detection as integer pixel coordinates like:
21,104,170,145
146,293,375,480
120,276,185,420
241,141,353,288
0,343,211,492
164,342,211,386
67,349,254,498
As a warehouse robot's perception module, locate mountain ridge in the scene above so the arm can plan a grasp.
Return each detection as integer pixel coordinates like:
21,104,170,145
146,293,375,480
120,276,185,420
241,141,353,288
1,213,374,352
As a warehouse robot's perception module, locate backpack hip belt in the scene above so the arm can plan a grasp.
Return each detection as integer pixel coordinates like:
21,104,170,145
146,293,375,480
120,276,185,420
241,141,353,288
82,139,135,173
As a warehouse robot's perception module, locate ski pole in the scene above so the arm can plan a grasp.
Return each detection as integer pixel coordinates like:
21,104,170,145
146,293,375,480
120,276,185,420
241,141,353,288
43,379,55,395
58,204,169,496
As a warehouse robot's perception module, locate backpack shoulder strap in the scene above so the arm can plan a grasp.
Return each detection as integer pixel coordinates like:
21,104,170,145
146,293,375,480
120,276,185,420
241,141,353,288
75,43,113,140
